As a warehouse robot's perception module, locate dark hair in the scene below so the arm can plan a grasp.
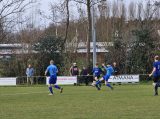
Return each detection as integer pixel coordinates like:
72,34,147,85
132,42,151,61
95,62,98,66
83,65,86,67
106,62,111,65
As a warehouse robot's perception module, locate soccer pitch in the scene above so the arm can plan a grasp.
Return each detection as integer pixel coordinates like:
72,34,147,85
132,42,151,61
0,85,160,119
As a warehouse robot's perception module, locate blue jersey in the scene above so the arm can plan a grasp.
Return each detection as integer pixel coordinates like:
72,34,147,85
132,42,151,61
46,64,58,76
153,61,160,76
91,68,104,76
104,66,114,76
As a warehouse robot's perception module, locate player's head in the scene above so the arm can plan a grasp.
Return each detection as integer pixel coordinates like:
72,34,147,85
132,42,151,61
155,56,159,61
28,64,31,68
50,60,54,65
95,62,98,68
106,62,111,67
83,65,86,69
73,63,76,66
113,62,116,66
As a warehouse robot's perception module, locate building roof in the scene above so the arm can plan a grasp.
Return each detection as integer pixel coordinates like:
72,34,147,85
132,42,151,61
0,42,110,55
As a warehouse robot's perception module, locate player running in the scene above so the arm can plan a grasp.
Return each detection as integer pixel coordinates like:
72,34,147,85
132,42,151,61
94,63,114,90
45,60,63,95
87,62,105,88
149,56,160,96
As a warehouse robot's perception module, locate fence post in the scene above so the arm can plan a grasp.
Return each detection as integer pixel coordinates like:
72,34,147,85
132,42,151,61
46,76,47,87
138,74,140,85
16,77,18,87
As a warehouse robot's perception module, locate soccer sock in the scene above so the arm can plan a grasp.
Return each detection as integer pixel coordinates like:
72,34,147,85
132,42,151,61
49,87,53,94
157,84,160,87
55,85,61,89
95,81,100,89
99,83,101,87
95,84,99,88
155,85,158,93
95,81,100,85
106,83,112,88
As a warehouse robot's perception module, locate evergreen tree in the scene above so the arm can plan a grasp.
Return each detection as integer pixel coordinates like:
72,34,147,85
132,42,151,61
130,26,157,74
34,36,64,76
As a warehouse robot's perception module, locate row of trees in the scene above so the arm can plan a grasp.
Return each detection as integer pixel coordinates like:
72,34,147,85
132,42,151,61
0,0,160,81
106,25,159,75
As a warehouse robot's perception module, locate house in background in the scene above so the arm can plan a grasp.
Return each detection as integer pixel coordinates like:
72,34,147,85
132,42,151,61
0,44,30,60
65,34,112,62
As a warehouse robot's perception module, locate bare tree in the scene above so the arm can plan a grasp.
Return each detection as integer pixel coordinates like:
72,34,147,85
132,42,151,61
71,0,95,69
0,0,36,43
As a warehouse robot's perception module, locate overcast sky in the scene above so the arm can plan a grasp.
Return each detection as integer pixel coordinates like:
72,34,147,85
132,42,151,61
39,0,147,15
0,0,153,29
34,0,149,28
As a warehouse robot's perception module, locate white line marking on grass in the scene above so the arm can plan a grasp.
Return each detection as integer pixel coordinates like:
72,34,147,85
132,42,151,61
1,91,55,96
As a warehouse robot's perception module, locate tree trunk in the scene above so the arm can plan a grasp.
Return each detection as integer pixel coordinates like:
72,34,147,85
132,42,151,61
87,0,91,69
62,0,69,49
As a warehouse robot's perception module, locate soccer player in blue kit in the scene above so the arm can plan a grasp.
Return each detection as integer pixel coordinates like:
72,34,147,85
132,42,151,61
149,56,160,96
45,60,63,95
95,63,114,90
88,62,105,88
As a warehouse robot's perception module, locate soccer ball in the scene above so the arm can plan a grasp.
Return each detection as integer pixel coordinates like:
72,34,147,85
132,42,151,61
91,83,95,87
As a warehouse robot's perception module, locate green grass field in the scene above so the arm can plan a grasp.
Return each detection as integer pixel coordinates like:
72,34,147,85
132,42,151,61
0,85,160,119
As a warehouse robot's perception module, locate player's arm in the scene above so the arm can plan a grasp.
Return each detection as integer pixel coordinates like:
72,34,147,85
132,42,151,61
100,68,105,75
102,63,107,71
87,69,94,76
45,71,48,76
102,63,106,70
103,65,109,71
56,66,58,73
45,67,49,75
149,67,156,77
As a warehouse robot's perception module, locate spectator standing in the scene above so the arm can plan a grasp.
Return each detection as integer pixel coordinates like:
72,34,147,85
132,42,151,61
26,64,34,87
113,62,119,75
80,66,89,86
69,63,79,76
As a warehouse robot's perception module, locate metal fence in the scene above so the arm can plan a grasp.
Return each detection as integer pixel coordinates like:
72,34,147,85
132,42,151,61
14,74,152,86
17,76,47,85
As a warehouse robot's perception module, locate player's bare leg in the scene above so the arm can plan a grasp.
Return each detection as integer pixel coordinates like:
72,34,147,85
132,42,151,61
95,77,98,81
92,77,99,87
153,82,156,86
99,78,103,81
93,80,96,84
95,77,101,87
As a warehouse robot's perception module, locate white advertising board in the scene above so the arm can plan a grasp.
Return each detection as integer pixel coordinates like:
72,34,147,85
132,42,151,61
46,76,77,85
0,77,17,86
108,75,139,83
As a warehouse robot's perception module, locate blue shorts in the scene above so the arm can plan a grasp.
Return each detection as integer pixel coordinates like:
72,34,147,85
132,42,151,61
103,75,110,81
49,75,57,84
